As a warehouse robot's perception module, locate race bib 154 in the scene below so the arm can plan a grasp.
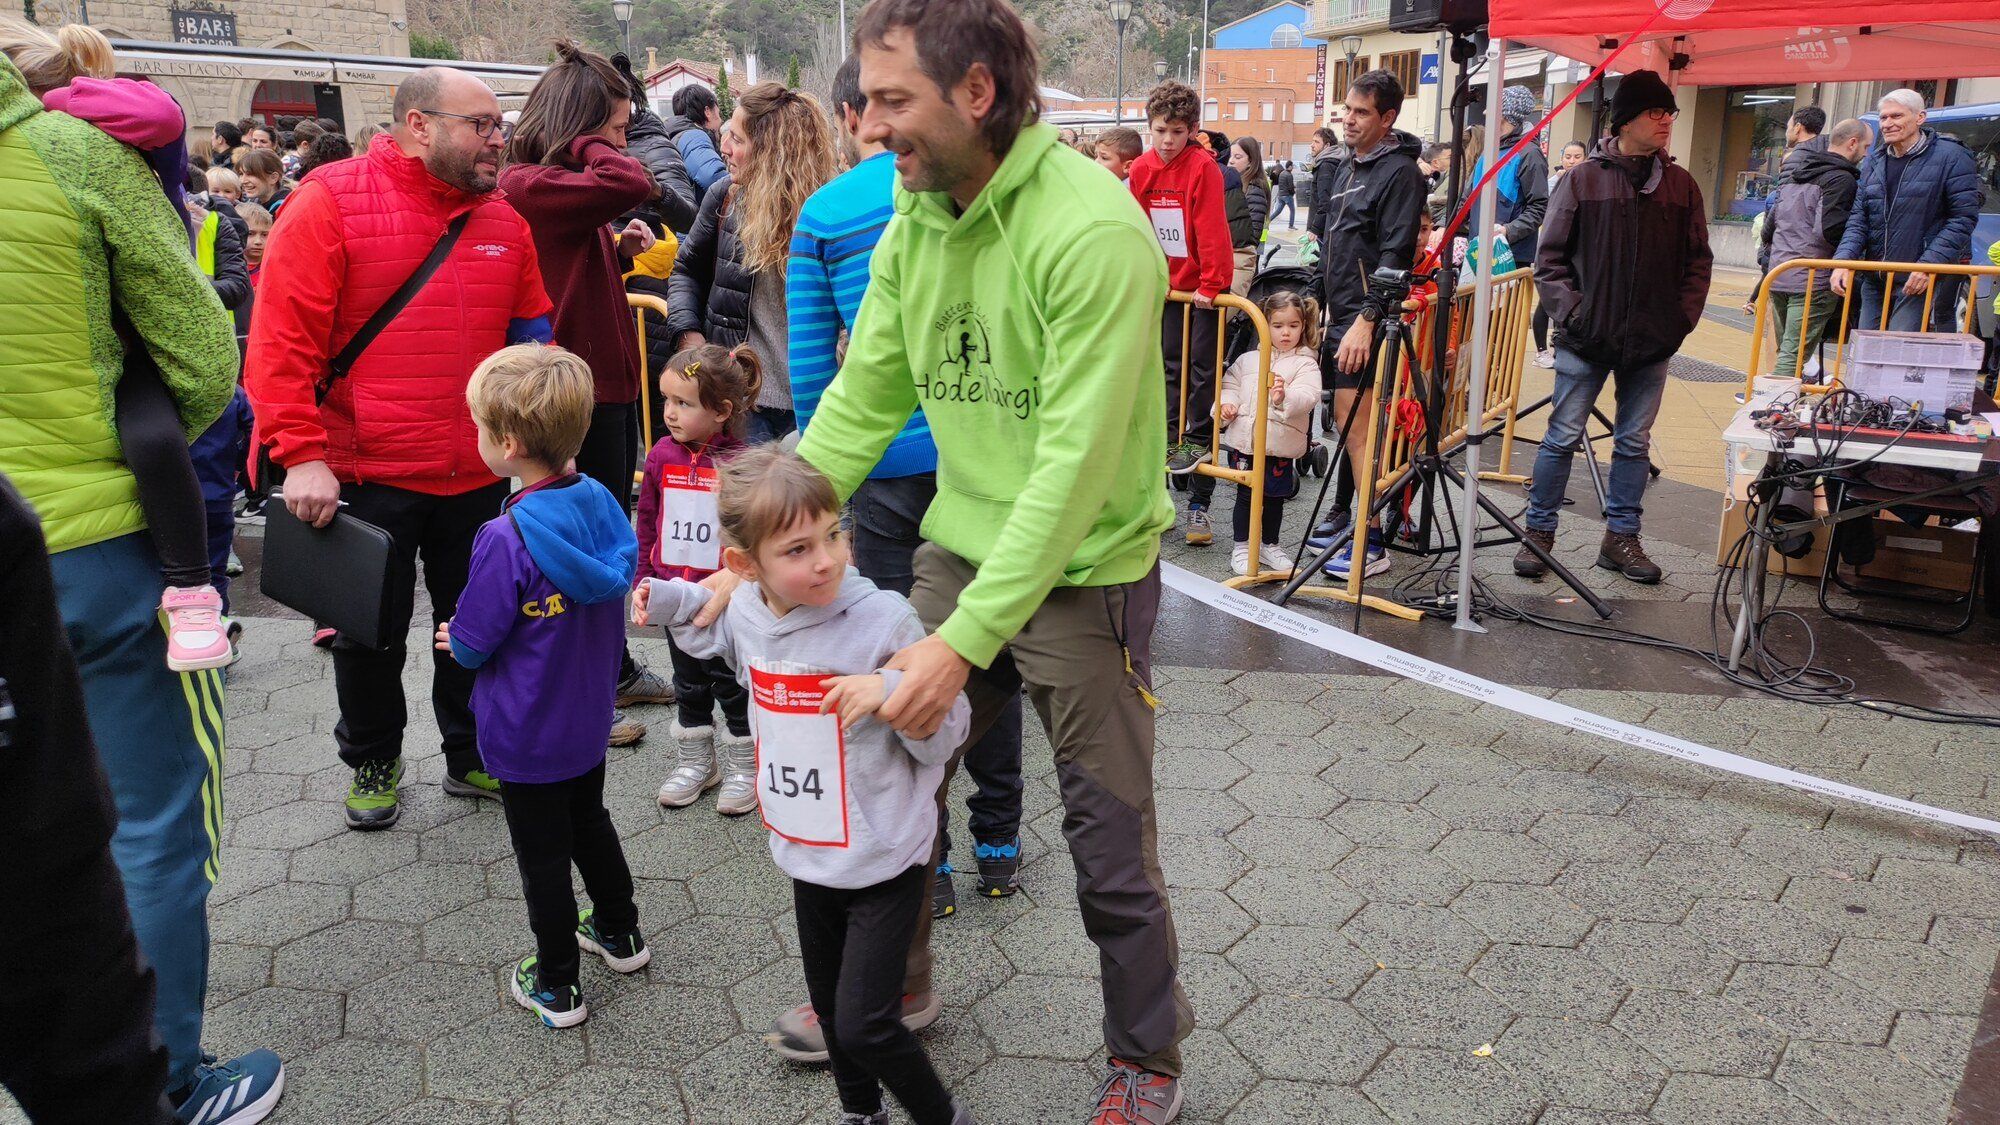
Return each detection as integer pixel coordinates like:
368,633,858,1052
749,662,849,848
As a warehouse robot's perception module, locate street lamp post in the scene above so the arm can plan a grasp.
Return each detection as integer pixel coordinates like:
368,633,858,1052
1110,0,1131,126
612,0,633,64
1341,33,1362,95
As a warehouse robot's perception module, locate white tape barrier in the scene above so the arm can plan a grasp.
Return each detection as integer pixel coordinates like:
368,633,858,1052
1159,563,2000,838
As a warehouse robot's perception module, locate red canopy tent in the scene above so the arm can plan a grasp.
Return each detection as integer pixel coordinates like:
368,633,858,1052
1488,1,2000,85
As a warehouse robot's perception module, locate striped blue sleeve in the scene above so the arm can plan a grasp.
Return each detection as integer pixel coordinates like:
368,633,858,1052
788,212,842,435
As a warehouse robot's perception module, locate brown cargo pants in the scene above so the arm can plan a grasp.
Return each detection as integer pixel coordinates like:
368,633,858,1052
902,543,1194,1076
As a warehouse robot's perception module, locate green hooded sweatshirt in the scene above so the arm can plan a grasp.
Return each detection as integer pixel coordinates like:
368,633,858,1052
796,123,1174,667
0,55,233,553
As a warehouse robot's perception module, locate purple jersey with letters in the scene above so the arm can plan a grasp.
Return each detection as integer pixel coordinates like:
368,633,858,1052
450,514,624,783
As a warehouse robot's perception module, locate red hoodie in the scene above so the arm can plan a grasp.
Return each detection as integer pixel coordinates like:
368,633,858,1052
1126,142,1233,300
497,136,655,405
633,429,745,584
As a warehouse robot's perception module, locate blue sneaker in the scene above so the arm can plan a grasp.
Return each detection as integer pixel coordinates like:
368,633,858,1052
974,836,1023,898
173,1049,285,1125
932,862,957,918
1323,539,1390,579
512,955,587,1028
1303,508,1352,551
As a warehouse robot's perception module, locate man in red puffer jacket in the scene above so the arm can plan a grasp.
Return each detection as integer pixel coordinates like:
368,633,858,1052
246,66,554,832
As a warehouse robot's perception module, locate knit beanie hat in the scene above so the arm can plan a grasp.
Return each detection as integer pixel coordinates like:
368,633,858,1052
1610,70,1678,133
1500,85,1537,127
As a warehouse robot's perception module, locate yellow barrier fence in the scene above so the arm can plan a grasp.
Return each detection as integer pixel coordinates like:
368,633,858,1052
629,292,671,492
1744,258,2000,399
1285,266,1537,620
1164,291,1280,588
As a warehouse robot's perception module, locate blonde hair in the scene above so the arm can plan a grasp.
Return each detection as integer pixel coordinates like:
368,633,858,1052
0,17,113,94
716,446,838,556
466,345,596,469
206,167,241,194
731,82,839,275
234,201,274,230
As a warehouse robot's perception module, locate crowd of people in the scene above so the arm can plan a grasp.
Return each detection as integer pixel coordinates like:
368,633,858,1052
0,0,1987,1121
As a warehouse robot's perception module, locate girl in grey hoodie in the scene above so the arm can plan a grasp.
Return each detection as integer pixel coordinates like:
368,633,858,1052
634,448,976,1125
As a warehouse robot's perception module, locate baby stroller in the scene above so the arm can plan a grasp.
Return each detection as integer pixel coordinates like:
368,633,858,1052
1222,263,1334,478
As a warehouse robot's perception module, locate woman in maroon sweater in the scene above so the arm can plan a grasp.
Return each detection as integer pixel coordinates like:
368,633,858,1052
499,39,672,738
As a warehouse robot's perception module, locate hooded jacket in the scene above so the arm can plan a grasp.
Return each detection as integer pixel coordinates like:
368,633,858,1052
0,56,234,553
1306,143,1344,235
1835,126,1982,267
1536,137,1713,370
633,429,743,584
1317,128,1428,327
663,113,727,196
1127,140,1235,299
622,103,700,234
652,570,970,888
1761,145,1860,294
447,474,638,783
793,123,1173,667
499,136,655,405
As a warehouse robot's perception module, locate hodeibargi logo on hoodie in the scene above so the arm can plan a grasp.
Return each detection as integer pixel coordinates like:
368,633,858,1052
920,302,1040,420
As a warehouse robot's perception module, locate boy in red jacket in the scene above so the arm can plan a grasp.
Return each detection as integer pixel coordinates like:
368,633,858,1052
1128,80,1233,545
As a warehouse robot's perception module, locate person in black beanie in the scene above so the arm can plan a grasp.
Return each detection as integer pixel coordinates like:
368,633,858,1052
0,473,177,1125
1524,68,1710,585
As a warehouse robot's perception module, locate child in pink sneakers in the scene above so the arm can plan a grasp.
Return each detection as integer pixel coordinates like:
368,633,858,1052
35,38,235,670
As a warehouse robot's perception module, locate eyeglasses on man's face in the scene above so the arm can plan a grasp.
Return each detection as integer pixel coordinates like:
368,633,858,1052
423,109,505,139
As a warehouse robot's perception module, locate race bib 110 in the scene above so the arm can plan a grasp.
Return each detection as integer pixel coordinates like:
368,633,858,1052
658,463,721,572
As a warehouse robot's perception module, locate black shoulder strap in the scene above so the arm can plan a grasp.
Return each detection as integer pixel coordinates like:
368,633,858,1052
317,210,472,404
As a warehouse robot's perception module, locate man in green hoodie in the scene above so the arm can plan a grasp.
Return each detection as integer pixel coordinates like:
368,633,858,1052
782,0,1192,1118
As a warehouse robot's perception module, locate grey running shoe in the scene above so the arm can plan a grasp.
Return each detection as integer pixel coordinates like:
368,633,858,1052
974,836,1023,897
1165,443,1211,476
765,992,942,1064
608,709,646,747
714,731,757,816
1184,506,1213,546
616,666,675,706
657,721,718,808
932,863,957,918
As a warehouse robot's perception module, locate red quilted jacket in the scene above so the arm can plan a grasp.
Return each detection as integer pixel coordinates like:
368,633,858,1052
246,136,553,495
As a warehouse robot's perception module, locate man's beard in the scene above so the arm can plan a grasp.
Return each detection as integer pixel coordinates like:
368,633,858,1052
430,143,496,194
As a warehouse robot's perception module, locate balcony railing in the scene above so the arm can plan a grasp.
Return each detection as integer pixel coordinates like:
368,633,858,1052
1315,0,1389,33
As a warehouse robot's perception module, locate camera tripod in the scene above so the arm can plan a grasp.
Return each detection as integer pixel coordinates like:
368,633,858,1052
1274,291,1614,624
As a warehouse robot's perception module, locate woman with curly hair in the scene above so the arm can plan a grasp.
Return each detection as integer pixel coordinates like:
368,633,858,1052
667,80,839,444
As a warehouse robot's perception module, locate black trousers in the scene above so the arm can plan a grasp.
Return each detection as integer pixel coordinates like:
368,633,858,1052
795,866,955,1123
499,762,639,989
114,356,212,589
575,400,642,685
1160,302,1219,507
331,479,508,776
667,637,749,736
848,474,1025,862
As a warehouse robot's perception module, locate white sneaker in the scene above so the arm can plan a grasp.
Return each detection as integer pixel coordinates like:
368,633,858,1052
657,722,718,808
1230,542,1252,576
715,731,757,816
1534,349,1556,369
1260,543,1296,574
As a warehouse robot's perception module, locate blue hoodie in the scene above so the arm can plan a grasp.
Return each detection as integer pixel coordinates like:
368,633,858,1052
447,474,638,783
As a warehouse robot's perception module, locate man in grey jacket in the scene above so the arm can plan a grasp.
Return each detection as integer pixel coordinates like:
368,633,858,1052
1760,118,1867,379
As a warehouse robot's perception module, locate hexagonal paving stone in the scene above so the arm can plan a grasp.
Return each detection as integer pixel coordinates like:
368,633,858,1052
1683,897,1837,966
208,942,274,1005
1496,1016,1666,1112
588,985,740,1071
1360,1047,1542,1125
1775,1041,1953,1122
1179,950,1256,1029
1319,757,1439,803
611,819,741,881
287,825,421,886
1529,813,1658,864
994,901,1100,975
1471,945,1627,1021
1642,844,1788,901
1172,1026,1259,1120
647,915,784,988
1168,888,1258,954
1313,721,1424,761
1226,772,1343,819
426,1007,590,1102
278,1037,425,1123
1873,858,2000,918
422,897,539,967
1418,783,1540,832
346,960,501,1042
1343,903,1489,972
1158,712,1249,751
1224,995,1388,1082
273,918,420,992
416,807,520,865
203,986,344,1061
1615,796,1753,846
1224,1080,1391,1123
1231,699,1331,738
1733,826,1880,879
1156,787,1253,836
1159,833,1251,891
211,846,292,906
974,975,1108,1060
1612,990,1786,1077
949,1057,1101,1124
511,1064,685,1124
1580,921,1733,992
1401,745,1521,787
210,880,350,946
682,853,795,918
1724,963,1897,1044
1153,746,1251,791
352,860,488,922
1827,937,1988,1015
1351,969,1513,1049
1324,800,1449,849
1431,829,1566,886
1887,1012,1978,1080
1650,1074,1833,1125
1226,868,1365,928
1334,847,1469,905
1552,863,1697,924
1225,924,1377,997
1224,816,1354,870
1161,680,1249,717
230,800,348,851
1449,882,1594,946
1777,878,1937,940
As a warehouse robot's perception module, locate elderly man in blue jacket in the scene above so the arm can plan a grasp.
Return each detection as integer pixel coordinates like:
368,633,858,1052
1830,88,1982,332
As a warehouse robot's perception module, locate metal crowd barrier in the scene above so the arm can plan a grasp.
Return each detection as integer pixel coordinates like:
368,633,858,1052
629,292,671,493
1744,258,2000,398
1164,291,1278,586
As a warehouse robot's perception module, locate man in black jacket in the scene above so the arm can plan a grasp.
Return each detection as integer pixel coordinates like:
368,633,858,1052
1525,69,1712,585
1274,159,1297,229
1306,69,1426,581
612,53,700,234
1760,118,1867,379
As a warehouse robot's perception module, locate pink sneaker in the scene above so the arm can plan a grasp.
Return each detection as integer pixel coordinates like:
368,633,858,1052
161,585,232,672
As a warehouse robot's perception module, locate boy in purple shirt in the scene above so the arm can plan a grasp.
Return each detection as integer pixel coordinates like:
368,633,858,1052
435,345,649,1029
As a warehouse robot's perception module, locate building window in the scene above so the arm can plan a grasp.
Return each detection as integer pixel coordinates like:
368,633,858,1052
1295,102,1314,124
1261,101,1275,121
1331,57,1371,104
1231,100,1249,120
1204,98,1218,122
1381,50,1421,99
1272,22,1302,48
